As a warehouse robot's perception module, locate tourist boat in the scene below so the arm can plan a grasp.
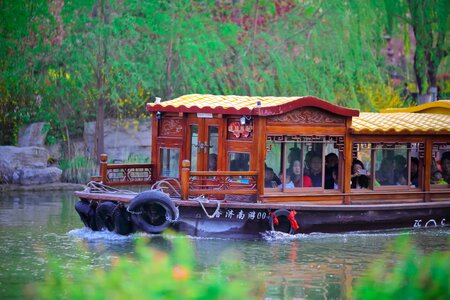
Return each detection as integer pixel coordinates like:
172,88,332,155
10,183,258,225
74,95,450,238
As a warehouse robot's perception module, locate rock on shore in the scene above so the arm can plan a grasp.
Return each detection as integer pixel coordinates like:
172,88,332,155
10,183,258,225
0,146,62,185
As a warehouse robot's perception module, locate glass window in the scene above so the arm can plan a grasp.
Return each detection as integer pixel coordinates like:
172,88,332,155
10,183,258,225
190,125,198,171
431,143,450,187
353,142,422,190
160,147,180,177
207,126,219,171
229,152,250,171
325,147,339,190
265,136,339,190
352,143,372,189
375,145,408,186
265,140,282,188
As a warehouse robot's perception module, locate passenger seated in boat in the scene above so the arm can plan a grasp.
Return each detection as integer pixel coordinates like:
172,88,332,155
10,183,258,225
441,152,450,183
431,170,448,185
394,155,407,185
325,166,339,190
351,159,369,189
264,167,281,188
376,157,395,185
396,168,408,186
410,157,419,187
325,153,338,189
308,154,322,187
286,146,302,176
303,150,315,176
290,160,312,187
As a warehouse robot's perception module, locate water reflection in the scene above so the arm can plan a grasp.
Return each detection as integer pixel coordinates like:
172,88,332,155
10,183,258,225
0,190,448,299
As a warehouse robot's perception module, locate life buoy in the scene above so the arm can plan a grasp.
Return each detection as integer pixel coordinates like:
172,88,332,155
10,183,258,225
96,202,135,235
268,209,298,234
127,190,178,234
74,200,104,231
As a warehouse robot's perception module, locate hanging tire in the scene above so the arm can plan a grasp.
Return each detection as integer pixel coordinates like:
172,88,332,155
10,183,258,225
269,209,295,234
97,201,135,235
128,190,178,234
74,200,104,231
97,202,118,231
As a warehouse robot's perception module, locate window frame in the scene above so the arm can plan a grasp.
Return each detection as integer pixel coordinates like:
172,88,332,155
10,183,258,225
265,135,343,192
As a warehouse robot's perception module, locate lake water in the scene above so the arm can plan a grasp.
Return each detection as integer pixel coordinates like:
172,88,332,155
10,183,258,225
0,190,449,299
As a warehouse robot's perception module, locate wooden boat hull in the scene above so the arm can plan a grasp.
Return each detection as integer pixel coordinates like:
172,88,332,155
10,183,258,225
75,191,450,239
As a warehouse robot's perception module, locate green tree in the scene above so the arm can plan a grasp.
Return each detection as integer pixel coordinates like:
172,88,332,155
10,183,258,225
384,0,449,96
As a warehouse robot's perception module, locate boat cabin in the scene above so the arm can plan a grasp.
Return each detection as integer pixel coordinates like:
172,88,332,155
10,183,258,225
144,95,450,205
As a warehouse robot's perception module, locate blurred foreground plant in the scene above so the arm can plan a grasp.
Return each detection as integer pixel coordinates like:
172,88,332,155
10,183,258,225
33,235,262,299
353,236,450,300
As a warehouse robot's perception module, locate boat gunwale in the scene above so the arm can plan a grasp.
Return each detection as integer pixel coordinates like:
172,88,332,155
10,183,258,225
74,191,450,211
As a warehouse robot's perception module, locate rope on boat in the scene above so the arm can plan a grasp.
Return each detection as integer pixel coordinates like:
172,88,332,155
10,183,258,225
192,196,221,219
84,181,138,195
84,179,217,221
151,178,181,198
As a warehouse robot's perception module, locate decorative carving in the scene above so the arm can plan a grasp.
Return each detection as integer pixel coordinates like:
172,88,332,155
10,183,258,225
228,121,253,138
227,119,253,140
268,107,345,125
160,118,183,136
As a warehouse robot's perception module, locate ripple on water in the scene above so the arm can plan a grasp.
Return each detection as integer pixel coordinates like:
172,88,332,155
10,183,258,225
68,228,133,241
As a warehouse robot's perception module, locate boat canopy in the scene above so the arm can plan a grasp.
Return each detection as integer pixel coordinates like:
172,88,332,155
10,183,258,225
146,94,359,117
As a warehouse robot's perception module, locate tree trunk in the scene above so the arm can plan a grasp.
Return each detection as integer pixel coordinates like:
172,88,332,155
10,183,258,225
96,96,105,161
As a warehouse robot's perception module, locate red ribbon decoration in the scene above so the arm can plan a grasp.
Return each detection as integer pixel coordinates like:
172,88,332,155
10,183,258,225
269,211,279,226
288,210,299,231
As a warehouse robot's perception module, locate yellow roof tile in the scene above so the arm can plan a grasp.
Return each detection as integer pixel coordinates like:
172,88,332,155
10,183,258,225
352,112,450,134
146,94,359,117
380,100,450,115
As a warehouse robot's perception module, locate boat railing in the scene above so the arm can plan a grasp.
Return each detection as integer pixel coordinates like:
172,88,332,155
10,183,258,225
91,154,155,186
181,160,258,201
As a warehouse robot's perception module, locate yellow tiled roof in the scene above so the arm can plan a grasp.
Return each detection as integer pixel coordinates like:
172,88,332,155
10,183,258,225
150,94,300,108
352,112,450,134
380,100,450,115
146,94,359,116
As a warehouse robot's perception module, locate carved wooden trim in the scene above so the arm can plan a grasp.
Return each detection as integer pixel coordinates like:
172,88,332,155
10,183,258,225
267,107,345,125
159,118,183,136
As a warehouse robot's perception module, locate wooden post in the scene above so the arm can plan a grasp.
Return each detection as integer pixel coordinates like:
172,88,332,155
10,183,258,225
100,154,108,183
423,138,432,202
181,160,191,200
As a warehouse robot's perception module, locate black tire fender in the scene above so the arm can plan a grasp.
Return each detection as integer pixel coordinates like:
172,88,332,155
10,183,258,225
97,201,135,235
74,200,104,231
269,209,295,234
96,202,118,232
128,190,178,234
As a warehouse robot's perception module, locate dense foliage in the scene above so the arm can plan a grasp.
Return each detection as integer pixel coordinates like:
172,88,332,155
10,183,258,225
353,237,450,300
1,0,448,155
32,235,262,299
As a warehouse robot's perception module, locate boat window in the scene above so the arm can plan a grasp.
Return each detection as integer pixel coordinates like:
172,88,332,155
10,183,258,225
375,145,408,186
207,126,219,171
431,143,450,187
265,136,341,190
229,152,250,171
352,144,372,189
352,143,422,190
190,125,198,171
159,147,180,178
265,140,282,188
